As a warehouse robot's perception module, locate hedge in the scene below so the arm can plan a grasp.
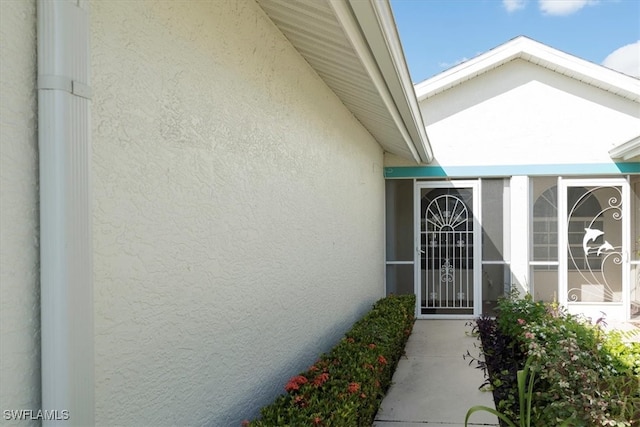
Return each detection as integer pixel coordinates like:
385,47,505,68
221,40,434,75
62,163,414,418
244,294,416,427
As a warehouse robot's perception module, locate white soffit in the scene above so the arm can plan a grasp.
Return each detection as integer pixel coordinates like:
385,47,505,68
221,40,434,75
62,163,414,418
415,36,640,102
257,0,433,164
609,135,640,161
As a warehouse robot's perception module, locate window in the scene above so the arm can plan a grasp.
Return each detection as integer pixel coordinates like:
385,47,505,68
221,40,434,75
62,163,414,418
531,180,559,282
532,183,602,270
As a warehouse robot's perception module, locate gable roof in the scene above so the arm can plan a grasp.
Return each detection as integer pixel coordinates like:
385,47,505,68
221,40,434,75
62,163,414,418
414,36,640,103
257,0,433,164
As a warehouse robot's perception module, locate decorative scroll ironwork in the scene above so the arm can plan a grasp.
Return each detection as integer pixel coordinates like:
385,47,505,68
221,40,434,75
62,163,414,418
440,259,453,283
567,186,623,303
423,193,473,310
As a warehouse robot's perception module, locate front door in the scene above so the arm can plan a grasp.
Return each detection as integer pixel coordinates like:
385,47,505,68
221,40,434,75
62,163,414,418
415,181,481,318
559,178,630,322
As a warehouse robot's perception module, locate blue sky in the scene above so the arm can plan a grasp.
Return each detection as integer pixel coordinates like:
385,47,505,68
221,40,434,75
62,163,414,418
390,0,640,83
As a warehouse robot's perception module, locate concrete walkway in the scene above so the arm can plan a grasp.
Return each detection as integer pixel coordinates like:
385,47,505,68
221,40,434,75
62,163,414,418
374,320,499,427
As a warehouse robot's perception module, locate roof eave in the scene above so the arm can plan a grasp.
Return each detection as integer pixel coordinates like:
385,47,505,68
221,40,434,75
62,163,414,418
345,0,433,163
415,36,640,102
609,135,640,161
258,0,432,164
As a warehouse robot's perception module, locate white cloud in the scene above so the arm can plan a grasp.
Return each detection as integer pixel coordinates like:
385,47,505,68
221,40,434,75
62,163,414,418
438,57,470,70
538,0,599,16
602,41,640,78
503,0,528,12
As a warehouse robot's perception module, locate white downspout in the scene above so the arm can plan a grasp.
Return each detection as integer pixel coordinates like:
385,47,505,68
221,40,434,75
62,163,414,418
38,0,93,425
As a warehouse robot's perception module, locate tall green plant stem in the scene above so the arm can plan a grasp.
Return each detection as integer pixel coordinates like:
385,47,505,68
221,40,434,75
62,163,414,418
465,355,573,427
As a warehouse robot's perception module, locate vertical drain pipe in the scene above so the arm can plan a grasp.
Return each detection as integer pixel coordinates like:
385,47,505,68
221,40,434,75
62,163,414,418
38,0,93,425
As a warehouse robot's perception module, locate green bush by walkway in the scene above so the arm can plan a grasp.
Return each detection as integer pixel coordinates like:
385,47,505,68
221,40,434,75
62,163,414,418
244,294,416,427
475,292,640,426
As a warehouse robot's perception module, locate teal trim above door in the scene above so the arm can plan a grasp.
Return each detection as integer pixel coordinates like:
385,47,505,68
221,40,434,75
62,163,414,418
385,162,640,179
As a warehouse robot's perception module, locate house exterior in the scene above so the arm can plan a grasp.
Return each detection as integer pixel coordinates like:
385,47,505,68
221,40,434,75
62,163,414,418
384,36,640,323
1,2,638,427
1,0,430,426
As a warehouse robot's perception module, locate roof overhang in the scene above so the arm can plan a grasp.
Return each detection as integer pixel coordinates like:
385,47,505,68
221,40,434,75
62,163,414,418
257,0,433,164
609,135,640,161
415,36,640,102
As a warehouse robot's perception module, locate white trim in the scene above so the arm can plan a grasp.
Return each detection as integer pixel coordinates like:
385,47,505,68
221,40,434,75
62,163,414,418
609,135,640,161
415,36,640,102
330,0,433,163
622,182,631,320
348,0,433,163
413,179,420,319
38,0,94,424
503,178,511,263
510,176,530,294
383,169,388,295
417,315,477,320
474,179,482,315
558,177,567,307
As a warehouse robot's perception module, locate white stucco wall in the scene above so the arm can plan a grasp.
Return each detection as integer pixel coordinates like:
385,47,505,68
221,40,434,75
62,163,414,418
91,1,384,425
407,60,640,168
0,0,40,423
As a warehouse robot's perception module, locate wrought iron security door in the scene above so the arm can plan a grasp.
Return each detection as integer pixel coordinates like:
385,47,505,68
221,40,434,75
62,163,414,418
559,179,630,321
417,183,480,317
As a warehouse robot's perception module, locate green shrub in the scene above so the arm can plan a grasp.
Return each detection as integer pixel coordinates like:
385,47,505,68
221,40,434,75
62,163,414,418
603,331,640,376
526,323,638,425
495,291,547,347
244,294,416,427
465,355,573,427
492,293,640,426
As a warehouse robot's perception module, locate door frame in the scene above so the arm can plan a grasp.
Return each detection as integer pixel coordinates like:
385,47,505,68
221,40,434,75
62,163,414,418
414,180,482,319
558,177,630,322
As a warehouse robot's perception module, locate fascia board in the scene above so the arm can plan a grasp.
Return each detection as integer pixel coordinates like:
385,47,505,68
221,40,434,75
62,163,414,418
415,37,526,100
609,135,640,161
349,0,433,163
415,36,640,102
331,0,432,164
528,39,640,101
372,0,434,163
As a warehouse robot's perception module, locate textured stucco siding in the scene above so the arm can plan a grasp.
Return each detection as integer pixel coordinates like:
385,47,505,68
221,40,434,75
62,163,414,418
0,0,40,424
91,1,384,425
389,59,639,168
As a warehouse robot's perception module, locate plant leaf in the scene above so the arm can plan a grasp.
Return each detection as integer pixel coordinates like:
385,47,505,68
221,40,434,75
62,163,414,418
465,405,518,427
